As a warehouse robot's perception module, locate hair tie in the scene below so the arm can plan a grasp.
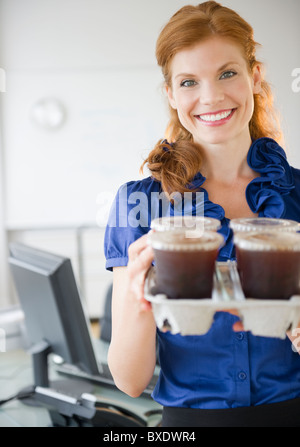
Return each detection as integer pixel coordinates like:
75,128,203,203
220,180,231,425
161,139,174,152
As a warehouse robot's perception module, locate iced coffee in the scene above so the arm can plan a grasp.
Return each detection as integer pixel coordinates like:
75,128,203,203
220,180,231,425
148,229,224,299
230,217,300,234
151,216,221,234
234,231,300,300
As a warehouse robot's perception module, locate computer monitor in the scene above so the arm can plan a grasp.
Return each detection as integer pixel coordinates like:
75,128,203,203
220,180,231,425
8,242,100,389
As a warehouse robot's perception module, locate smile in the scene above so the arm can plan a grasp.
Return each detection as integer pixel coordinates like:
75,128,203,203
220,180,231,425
195,108,236,124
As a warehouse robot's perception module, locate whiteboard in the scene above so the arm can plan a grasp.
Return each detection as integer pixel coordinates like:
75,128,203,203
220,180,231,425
3,67,168,228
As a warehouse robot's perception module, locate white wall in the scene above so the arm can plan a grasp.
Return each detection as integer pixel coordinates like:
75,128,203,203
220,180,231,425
221,0,300,163
0,119,10,307
1,0,299,227
0,0,299,309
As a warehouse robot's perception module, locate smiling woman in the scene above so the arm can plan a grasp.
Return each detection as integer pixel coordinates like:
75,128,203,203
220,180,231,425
165,37,261,149
104,1,300,428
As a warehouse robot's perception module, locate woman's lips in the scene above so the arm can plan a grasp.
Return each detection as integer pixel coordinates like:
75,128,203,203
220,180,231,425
195,108,236,126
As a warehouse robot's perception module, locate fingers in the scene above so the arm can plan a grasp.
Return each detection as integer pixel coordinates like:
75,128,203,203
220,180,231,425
232,321,244,332
219,309,245,332
223,308,240,316
128,245,154,276
127,233,154,313
225,309,245,331
128,232,152,261
128,233,154,277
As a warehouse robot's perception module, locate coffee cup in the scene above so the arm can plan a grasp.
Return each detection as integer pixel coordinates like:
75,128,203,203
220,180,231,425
151,216,221,234
234,231,300,300
148,229,224,299
230,217,300,235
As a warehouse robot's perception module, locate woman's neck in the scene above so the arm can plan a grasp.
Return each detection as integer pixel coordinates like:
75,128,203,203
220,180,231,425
199,134,255,184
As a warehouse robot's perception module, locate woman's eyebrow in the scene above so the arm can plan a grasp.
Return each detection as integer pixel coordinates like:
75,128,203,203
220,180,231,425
174,62,240,79
218,61,240,71
174,72,196,79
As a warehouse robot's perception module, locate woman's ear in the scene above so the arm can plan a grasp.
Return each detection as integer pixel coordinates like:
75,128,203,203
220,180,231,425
252,64,262,94
165,84,177,110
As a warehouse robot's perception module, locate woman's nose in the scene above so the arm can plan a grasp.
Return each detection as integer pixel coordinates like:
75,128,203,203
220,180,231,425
199,81,225,106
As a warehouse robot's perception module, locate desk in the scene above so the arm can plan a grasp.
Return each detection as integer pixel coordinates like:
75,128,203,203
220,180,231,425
0,349,162,427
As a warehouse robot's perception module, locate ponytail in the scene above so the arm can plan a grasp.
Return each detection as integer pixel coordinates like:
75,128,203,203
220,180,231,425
140,139,202,196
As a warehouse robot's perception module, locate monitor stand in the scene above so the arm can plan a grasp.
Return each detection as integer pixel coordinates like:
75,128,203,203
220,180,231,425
31,340,52,387
23,340,93,404
18,341,148,427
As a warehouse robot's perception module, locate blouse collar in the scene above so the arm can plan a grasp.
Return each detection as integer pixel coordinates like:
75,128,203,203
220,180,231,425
245,137,294,217
190,137,295,220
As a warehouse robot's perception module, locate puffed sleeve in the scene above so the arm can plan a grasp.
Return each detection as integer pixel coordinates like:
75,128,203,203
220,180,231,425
104,179,156,271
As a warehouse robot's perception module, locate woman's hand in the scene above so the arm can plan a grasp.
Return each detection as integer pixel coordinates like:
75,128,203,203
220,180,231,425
127,232,154,312
231,312,244,332
287,323,300,354
220,309,244,331
127,234,247,332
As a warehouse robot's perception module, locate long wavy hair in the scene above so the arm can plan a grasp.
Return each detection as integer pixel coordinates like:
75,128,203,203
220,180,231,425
141,1,283,195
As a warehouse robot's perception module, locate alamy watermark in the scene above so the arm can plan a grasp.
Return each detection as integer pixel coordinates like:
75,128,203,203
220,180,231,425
96,186,205,232
292,68,300,93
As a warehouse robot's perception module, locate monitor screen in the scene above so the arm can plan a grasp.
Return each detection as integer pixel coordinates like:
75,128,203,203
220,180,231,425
8,242,100,386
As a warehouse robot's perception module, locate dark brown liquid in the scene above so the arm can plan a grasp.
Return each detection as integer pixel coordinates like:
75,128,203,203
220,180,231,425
236,247,300,300
153,248,218,299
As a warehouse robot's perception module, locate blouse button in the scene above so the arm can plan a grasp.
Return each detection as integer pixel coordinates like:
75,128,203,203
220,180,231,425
238,371,247,381
236,332,244,341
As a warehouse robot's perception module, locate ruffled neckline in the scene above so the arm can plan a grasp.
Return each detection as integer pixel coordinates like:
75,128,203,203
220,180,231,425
246,137,294,217
190,137,295,221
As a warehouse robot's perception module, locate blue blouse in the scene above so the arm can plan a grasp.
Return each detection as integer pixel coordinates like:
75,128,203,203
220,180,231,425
104,138,300,409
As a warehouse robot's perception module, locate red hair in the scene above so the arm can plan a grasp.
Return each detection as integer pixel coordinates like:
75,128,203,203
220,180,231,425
141,1,283,195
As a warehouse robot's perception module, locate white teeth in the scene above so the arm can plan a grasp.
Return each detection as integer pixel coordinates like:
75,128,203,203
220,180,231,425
199,109,233,122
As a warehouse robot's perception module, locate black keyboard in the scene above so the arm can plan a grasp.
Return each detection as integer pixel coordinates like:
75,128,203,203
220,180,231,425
99,361,159,394
55,360,159,398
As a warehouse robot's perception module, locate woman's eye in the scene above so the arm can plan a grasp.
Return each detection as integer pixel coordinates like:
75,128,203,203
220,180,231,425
220,70,237,80
180,79,197,87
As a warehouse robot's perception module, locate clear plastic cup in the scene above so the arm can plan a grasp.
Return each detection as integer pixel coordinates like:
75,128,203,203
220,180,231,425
151,216,221,235
230,217,300,234
148,230,224,299
234,231,300,300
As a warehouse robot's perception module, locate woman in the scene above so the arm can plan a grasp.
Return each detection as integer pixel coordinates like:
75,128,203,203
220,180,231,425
104,1,300,426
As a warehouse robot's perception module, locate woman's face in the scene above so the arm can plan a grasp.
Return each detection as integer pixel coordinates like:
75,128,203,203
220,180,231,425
166,36,261,147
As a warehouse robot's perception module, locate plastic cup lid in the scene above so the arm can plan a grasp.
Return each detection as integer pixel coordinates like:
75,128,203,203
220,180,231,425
150,216,221,233
234,231,300,251
230,217,300,233
148,229,224,251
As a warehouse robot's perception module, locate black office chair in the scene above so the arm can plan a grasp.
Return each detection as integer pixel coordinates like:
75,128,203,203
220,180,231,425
99,283,112,343
99,283,160,365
